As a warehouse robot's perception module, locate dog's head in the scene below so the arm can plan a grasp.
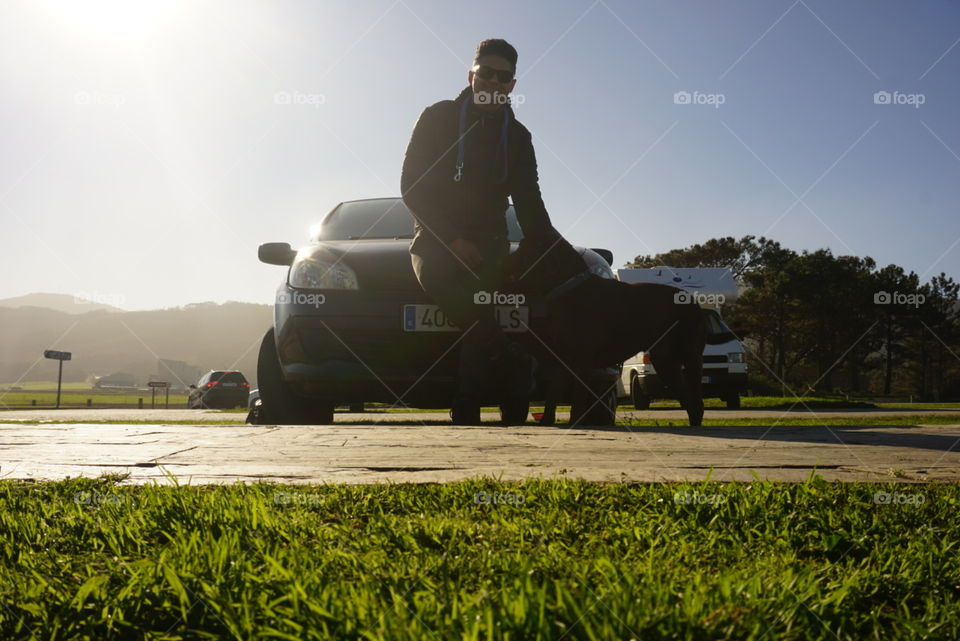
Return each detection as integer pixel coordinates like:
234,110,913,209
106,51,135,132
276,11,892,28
502,231,589,296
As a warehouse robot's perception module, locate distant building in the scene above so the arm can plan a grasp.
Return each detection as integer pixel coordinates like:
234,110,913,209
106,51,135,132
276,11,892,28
156,359,203,390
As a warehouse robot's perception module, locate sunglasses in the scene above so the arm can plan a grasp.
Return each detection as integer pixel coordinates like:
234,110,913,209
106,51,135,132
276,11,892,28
472,64,514,84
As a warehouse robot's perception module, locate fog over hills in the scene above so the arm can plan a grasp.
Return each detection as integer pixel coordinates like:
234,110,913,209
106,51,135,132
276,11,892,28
0,293,126,315
0,297,271,387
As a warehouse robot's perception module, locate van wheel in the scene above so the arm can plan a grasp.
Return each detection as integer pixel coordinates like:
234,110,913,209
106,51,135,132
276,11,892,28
725,393,741,409
257,327,335,425
631,376,650,410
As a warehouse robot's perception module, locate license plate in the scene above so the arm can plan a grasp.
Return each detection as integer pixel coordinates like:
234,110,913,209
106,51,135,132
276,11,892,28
221,382,237,387
403,304,528,332
702,376,712,384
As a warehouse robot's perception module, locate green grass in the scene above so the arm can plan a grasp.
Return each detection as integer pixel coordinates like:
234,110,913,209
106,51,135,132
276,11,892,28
877,402,960,410
0,390,191,408
619,415,960,427
0,475,957,640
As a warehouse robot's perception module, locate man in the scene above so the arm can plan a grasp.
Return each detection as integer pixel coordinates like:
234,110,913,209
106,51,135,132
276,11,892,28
401,38,557,425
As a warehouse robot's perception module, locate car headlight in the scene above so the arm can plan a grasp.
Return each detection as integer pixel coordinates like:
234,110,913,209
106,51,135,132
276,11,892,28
288,254,359,290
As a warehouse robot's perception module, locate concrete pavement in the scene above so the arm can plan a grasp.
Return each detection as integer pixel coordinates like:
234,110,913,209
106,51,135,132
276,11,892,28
2,410,959,484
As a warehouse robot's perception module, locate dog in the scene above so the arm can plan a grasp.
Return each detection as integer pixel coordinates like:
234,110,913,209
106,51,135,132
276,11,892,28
503,234,728,427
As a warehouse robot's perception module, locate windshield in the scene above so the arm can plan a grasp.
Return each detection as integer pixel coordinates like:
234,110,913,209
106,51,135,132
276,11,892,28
210,371,247,384
702,309,731,333
312,198,524,242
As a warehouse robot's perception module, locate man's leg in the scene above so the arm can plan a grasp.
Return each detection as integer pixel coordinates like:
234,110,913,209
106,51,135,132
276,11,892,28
411,237,508,423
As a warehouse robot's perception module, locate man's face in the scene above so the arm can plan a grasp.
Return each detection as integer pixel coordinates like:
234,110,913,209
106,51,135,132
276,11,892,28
468,54,517,112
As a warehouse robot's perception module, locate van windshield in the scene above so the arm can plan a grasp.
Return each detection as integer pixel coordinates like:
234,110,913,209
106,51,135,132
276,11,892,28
702,309,731,334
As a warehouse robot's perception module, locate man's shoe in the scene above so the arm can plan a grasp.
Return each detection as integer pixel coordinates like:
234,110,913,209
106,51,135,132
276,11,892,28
450,401,481,425
499,398,529,425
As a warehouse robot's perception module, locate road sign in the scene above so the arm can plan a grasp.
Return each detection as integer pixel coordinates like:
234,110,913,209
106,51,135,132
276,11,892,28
147,381,169,388
43,349,72,408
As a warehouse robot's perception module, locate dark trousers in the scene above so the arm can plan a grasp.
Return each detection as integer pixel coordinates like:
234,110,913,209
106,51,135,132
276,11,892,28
410,233,512,404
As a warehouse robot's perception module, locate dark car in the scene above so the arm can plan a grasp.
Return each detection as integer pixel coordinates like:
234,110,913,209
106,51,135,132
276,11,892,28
256,197,617,424
188,370,250,409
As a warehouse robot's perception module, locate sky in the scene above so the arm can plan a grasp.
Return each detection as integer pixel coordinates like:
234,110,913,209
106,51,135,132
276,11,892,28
1,0,958,311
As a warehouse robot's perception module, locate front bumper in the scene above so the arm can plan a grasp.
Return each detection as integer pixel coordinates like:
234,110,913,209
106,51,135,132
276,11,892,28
273,288,616,407
636,369,748,399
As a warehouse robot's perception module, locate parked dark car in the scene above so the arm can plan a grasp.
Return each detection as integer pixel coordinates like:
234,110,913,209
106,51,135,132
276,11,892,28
188,370,250,409
257,197,617,424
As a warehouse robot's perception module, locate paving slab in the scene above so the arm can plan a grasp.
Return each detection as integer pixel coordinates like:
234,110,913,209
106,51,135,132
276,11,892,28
1,418,959,484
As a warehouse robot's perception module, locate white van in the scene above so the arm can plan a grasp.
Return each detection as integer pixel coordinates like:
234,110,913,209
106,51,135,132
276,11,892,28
614,267,748,409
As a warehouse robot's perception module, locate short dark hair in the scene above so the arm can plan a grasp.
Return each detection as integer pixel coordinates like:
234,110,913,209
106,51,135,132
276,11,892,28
473,39,518,72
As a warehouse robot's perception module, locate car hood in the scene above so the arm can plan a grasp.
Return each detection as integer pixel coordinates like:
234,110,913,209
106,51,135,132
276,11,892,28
298,239,610,292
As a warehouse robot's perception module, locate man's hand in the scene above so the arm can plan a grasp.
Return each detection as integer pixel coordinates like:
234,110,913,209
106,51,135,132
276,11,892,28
448,237,483,268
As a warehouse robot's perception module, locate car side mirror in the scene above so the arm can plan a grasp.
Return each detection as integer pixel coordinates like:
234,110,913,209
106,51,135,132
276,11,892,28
591,248,613,266
259,242,296,266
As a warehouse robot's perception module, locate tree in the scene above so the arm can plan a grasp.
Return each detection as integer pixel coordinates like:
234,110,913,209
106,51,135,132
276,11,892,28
628,236,784,283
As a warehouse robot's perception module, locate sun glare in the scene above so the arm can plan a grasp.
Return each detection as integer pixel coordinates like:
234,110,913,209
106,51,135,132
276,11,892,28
42,0,179,42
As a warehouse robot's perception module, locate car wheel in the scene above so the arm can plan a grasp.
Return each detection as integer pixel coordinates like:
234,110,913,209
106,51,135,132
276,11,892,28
257,327,335,425
631,376,650,410
499,399,529,425
725,393,741,409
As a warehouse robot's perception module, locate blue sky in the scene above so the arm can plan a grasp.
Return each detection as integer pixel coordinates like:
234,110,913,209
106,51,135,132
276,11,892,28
1,0,958,310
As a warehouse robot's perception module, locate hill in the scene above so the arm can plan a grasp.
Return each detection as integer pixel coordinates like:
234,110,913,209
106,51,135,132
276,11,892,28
0,292,126,314
0,301,272,387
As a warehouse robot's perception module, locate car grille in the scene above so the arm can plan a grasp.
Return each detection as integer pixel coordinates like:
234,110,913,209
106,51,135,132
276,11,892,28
297,326,459,373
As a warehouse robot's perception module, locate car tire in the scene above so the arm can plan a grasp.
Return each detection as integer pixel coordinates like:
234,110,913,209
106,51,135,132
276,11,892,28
725,393,741,409
631,376,650,410
257,328,335,425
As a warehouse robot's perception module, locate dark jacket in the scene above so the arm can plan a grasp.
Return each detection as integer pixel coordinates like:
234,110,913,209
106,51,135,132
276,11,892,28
401,86,554,246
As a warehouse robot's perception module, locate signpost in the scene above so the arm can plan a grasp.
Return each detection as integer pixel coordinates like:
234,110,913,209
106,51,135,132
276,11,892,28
148,381,170,409
43,350,72,409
